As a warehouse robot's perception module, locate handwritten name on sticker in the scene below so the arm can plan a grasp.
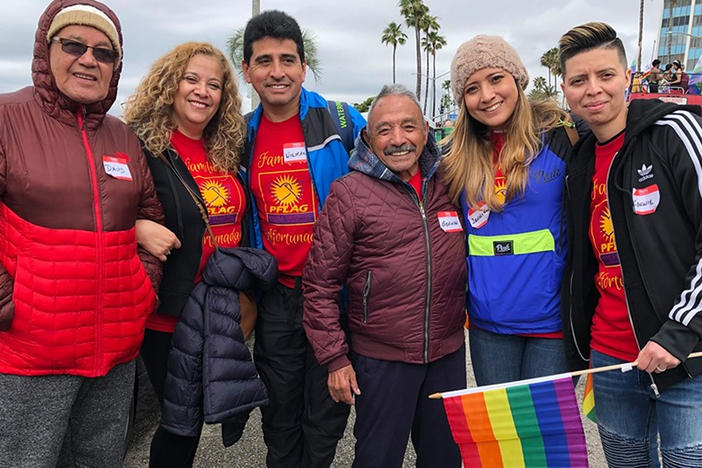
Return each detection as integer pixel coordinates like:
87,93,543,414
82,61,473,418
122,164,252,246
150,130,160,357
467,201,490,229
103,155,132,181
438,211,463,232
632,184,660,215
283,142,307,163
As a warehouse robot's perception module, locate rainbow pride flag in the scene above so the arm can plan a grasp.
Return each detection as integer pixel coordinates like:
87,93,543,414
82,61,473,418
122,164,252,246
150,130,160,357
442,375,588,467
582,373,596,423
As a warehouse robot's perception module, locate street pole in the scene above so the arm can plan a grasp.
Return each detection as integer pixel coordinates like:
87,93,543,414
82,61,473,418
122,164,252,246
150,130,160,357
250,0,261,110
637,0,644,71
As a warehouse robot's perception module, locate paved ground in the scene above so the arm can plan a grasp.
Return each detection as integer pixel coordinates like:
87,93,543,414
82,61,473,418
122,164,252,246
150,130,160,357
124,335,606,467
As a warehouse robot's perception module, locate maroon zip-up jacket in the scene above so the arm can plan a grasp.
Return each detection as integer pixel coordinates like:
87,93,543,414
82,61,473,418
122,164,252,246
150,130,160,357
303,135,466,372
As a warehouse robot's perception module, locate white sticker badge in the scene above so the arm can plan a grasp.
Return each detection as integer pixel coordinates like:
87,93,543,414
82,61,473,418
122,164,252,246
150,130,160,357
438,211,463,233
283,142,307,163
467,202,490,229
103,155,132,181
632,184,660,215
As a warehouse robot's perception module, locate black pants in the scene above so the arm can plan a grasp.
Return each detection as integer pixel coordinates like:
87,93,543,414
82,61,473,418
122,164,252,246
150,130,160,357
254,282,350,468
140,329,201,468
351,346,466,468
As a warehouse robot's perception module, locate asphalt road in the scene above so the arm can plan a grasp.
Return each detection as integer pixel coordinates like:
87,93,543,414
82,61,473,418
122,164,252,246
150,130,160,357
124,335,607,467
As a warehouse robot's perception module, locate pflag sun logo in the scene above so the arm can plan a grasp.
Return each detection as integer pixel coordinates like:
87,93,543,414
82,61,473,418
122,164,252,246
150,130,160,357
201,180,229,207
494,178,507,205
272,175,302,206
600,206,614,239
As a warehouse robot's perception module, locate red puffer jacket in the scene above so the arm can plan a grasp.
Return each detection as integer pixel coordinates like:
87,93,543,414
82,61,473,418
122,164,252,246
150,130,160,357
0,0,163,377
303,135,466,372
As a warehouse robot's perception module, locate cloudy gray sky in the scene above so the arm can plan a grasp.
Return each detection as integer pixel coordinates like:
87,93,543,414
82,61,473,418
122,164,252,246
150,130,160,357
0,0,663,115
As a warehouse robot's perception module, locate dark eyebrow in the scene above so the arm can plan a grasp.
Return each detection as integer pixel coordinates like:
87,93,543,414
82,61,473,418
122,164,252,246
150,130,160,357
254,54,272,63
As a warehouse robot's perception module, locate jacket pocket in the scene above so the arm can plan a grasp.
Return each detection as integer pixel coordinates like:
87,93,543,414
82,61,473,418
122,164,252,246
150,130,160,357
362,271,372,323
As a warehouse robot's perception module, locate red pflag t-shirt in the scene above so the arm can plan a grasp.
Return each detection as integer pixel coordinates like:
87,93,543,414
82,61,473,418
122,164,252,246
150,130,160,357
589,131,639,361
146,129,246,332
249,114,317,287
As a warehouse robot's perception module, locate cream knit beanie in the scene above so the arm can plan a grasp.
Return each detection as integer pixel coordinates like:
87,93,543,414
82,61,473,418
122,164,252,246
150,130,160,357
450,35,528,105
47,3,121,62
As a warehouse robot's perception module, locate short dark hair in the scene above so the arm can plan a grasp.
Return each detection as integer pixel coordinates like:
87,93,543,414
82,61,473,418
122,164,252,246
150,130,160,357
243,10,304,65
558,22,627,73
652,59,661,67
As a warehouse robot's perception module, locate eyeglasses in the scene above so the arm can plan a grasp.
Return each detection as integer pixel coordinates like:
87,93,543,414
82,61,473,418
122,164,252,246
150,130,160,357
50,37,118,64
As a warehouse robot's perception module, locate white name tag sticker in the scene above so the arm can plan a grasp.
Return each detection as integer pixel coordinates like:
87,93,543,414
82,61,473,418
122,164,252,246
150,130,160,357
103,155,132,181
467,202,490,229
632,184,660,215
438,211,463,232
283,142,307,163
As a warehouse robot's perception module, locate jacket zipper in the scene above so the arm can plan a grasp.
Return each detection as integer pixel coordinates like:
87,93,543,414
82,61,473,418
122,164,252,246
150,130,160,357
407,183,432,364
566,173,589,363
78,107,105,371
606,151,659,396
362,271,372,323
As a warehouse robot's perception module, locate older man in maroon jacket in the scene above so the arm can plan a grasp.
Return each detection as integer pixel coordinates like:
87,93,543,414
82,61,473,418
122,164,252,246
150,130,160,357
303,84,467,468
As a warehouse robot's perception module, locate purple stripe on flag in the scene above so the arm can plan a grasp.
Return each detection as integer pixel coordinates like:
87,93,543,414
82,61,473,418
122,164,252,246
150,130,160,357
553,378,589,467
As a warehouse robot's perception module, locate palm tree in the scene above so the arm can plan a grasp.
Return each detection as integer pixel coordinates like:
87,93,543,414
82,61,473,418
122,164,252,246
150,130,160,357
420,15,439,114
400,0,429,99
226,27,322,81
540,47,560,89
424,30,446,118
381,22,408,84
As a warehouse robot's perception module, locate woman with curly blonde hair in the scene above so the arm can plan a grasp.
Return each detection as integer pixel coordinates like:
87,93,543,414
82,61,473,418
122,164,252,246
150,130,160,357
442,35,577,387
123,42,248,467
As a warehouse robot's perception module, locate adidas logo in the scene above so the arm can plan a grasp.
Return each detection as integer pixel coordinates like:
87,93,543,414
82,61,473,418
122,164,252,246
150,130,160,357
637,164,652,177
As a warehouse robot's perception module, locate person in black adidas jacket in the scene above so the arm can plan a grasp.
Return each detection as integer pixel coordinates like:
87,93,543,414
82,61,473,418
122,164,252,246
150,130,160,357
560,22,702,468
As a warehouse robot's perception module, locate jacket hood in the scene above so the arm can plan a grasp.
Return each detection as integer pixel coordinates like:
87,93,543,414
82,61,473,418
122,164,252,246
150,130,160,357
349,130,441,184
33,0,123,129
625,99,701,141
202,247,278,292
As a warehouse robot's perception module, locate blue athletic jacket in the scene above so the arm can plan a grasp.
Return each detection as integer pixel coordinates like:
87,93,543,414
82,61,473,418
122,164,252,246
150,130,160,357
243,87,365,249
462,127,572,335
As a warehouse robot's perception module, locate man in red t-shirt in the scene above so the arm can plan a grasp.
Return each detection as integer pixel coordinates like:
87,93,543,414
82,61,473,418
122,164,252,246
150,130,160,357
240,10,365,468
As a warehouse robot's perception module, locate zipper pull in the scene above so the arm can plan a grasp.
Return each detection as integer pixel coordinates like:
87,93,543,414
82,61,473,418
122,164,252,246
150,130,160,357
418,201,426,219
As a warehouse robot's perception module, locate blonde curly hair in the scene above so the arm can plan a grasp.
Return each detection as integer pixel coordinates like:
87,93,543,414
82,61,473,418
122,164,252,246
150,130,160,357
123,42,246,172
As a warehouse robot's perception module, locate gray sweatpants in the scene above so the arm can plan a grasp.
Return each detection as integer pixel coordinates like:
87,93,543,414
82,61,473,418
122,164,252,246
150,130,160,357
0,359,135,468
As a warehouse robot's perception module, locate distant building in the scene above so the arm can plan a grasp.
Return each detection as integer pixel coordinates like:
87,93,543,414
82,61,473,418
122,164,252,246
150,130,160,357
657,0,702,70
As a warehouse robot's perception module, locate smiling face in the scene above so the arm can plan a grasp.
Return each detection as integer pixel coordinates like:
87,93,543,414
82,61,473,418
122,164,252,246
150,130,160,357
49,24,115,104
561,47,630,142
462,67,519,131
367,94,428,182
241,37,306,122
171,54,224,139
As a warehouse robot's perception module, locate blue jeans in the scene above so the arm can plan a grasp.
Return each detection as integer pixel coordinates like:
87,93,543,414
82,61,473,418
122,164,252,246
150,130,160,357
469,326,570,386
591,350,702,468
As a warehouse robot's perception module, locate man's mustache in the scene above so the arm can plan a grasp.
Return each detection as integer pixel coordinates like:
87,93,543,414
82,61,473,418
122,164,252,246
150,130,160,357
384,144,416,155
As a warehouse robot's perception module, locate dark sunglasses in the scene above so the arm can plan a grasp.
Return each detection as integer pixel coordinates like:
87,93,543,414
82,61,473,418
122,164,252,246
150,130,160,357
50,37,118,64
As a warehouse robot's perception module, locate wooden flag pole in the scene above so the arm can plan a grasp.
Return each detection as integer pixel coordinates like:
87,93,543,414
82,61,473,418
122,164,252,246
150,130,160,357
429,351,702,399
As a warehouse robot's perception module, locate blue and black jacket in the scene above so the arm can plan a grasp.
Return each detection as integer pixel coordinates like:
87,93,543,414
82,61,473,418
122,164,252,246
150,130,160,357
462,126,572,335
242,87,365,249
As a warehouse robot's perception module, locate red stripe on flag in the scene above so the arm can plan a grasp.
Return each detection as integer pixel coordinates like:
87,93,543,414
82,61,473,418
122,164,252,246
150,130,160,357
443,395,483,467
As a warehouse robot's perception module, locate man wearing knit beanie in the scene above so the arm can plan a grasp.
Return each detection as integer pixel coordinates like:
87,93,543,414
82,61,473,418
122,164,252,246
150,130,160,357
0,1,164,466
450,35,529,106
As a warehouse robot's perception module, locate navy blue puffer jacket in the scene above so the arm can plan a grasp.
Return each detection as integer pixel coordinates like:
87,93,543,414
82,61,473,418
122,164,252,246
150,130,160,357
160,247,277,445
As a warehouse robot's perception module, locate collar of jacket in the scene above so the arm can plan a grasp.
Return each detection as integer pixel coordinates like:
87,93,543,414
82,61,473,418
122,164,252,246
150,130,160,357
348,130,441,185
